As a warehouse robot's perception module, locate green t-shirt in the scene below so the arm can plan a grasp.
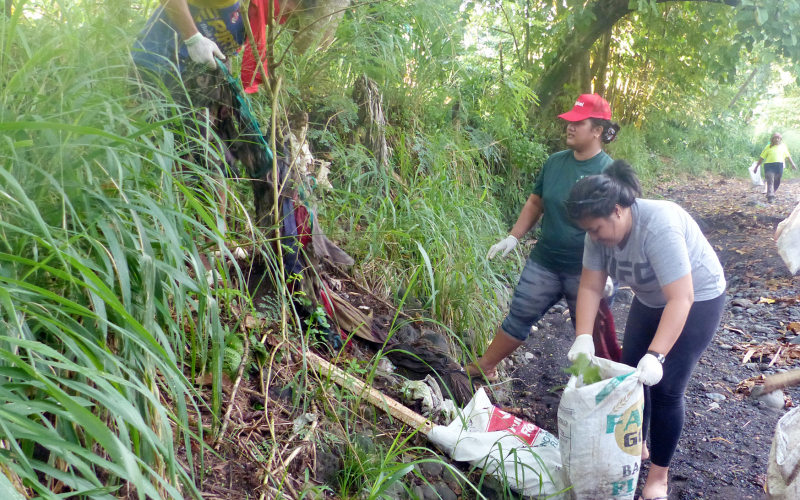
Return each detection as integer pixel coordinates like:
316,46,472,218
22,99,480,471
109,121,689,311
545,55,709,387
529,149,613,274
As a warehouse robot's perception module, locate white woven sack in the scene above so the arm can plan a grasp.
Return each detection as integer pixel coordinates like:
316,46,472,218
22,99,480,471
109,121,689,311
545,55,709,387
776,201,800,274
767,406,800,499
558,357,644,500
429,388,566,499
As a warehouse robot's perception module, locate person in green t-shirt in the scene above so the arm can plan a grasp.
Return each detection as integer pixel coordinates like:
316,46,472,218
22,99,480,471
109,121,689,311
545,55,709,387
465,94,621,381
753,132,797,203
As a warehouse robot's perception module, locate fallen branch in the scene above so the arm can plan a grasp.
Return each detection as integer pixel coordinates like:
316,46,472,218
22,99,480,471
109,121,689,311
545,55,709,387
762,369,800,394
305,351,434,435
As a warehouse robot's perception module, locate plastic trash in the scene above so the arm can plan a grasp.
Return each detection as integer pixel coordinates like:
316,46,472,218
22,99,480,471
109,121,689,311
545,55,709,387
429,388,565,498
749,161,764,187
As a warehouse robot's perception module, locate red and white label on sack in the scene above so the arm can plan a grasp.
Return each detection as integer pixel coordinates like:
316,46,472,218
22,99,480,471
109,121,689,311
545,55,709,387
487,408,541,445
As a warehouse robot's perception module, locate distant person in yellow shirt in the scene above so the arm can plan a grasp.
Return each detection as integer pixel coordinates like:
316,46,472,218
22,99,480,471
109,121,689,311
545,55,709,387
753,133,797,203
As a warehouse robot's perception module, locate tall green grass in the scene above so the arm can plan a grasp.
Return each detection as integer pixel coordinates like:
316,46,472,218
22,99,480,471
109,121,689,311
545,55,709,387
0,3,279,496
320,128,522,355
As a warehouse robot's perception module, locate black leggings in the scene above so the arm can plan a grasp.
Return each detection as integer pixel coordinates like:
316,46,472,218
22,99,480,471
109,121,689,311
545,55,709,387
620,293,725,468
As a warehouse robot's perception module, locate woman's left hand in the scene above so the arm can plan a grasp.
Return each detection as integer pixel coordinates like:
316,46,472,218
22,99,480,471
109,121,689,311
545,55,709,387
637,354,663,385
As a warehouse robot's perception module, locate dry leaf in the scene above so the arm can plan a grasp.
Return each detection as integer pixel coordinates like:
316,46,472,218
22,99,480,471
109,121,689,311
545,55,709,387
742,348,756,364
758,297,776,304
788,322,800,333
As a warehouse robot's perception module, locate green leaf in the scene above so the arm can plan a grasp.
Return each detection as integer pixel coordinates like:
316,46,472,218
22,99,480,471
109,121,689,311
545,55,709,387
755,7,768,25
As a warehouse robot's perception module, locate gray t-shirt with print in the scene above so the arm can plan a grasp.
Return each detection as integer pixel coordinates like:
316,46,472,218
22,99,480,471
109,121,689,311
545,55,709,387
583,199,726,308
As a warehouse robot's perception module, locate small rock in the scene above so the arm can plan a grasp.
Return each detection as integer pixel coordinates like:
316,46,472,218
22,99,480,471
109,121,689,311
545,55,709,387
746,362,758,370
731,298,750,308
551,304,565,314
413,486,425,500
384,482,409,500
719,344,733,351
420,330,450,353
759,363,771,371
525,352,535,360
394,323,421,343
752,387,785,409
315,451,341,485
751,280,765,287
433,482,457,500
442,468,463,495
731,307,743,314
421,483,439,500
790,336,800,345
706,393,726,402
708,402,720,410
751,325,774,335
723,376,739,384
746,308,759,315
420,461,444,478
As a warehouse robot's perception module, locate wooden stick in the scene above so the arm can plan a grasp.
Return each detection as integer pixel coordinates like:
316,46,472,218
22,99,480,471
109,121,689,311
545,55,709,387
305,351,434,435
761,368,800,394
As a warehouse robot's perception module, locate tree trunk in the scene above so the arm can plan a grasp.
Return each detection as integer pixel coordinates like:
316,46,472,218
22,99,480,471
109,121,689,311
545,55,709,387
577,52,592,94
533,0,631,115
728,66,760,108
592,28,613,96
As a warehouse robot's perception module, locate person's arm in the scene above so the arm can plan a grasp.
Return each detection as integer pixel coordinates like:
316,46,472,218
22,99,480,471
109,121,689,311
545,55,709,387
509,194,544,240
161,0,198,40
787,152,797,171
573,267,607,338
647,273,694,356
753,157,764,172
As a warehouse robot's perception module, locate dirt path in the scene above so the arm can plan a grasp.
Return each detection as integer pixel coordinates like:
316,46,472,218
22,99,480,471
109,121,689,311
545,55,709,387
508,177,800,500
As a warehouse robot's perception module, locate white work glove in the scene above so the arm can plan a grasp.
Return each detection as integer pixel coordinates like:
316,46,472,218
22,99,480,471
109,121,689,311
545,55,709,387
604,277,614,297
567,334,595,362
487,235,518,260
637,353,663,386
185,33,225,68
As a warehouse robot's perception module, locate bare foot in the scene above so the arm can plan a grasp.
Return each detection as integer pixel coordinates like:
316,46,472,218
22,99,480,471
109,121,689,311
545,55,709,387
641,444,650,461
640,464,669,500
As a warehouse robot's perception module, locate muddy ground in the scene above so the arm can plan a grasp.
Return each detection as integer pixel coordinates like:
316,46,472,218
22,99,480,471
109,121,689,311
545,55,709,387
506,176,800,500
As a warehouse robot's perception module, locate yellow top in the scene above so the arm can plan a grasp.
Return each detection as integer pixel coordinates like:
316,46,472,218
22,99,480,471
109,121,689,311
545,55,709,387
187,0,239,8
760,143,791,164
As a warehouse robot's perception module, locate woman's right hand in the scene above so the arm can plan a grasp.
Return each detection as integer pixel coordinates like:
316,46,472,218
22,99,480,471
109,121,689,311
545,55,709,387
487,235,518,260
567,334,595,362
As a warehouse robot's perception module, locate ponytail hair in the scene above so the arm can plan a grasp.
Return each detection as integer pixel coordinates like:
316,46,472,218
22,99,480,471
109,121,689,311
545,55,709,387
566,159,642,221
589,118,621,144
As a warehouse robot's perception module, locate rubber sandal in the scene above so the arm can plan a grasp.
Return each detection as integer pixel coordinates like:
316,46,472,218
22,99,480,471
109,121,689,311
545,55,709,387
638,486,671,500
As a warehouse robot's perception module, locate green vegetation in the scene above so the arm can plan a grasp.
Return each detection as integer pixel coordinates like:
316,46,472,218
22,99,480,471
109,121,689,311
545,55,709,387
1,0,799,497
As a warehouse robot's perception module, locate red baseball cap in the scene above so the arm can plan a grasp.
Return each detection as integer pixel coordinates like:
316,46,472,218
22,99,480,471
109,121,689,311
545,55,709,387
558,94,612,121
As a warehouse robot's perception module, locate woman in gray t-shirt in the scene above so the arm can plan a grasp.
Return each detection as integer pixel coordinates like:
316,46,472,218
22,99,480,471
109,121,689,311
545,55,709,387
564,160,726,500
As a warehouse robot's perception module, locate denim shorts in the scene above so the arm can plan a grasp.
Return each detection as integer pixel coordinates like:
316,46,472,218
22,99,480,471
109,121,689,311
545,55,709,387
501,258,581,341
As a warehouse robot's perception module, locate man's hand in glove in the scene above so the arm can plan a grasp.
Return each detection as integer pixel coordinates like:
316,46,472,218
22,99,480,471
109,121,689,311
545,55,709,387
185,33,225,68
487,235,518,260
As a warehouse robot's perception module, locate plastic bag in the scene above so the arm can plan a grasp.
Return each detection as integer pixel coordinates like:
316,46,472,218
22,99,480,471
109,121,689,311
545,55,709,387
776,201,800,274
749,161,764,187
429,388,565,498
558,356,644,500
767,406,800,499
